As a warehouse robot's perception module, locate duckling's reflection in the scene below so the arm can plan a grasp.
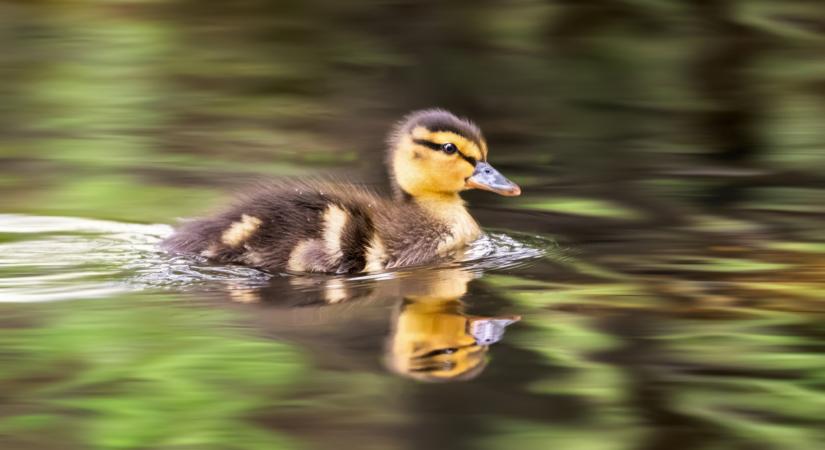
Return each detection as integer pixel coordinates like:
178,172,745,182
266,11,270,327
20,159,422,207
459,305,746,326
222,268,520,382
386,269,519,381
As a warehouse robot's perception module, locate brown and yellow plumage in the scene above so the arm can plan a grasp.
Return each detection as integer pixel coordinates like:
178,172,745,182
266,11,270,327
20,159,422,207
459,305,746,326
162,108,521,274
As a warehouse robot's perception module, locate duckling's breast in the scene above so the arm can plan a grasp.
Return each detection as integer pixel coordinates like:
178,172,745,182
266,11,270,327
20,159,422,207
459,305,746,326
437,207,482,256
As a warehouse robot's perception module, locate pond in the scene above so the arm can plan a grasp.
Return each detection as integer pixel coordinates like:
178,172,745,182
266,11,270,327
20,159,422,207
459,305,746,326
1,2,824,450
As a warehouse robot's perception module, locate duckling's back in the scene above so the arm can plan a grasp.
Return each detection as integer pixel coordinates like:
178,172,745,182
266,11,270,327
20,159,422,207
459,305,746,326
162,181,449,274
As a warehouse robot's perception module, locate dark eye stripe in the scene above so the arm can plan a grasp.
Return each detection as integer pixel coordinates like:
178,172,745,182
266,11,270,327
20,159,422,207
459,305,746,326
412,139,442,151
412,139,477,167
462,154,477,166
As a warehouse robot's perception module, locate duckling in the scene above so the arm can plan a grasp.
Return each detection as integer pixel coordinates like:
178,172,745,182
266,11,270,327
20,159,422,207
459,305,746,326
162,108,521,274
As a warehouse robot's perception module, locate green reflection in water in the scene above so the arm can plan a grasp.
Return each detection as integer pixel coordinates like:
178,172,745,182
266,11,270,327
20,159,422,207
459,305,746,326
0,294,306,449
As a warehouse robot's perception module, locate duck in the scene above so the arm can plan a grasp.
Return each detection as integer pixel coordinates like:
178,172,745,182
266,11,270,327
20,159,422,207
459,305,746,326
162,108,521,274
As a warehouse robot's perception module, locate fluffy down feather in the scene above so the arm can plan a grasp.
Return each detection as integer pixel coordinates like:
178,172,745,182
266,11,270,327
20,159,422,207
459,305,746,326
162,180,455,274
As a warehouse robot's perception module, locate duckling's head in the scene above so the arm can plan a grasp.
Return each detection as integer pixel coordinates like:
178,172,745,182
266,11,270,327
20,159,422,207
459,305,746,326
387,109,521,201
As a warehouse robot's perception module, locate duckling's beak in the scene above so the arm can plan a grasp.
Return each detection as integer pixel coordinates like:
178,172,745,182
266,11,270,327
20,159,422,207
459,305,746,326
466,162,521,196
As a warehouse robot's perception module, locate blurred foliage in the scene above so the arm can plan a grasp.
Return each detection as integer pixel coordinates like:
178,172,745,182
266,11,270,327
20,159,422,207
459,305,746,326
0,293,307,450
2,0,825,222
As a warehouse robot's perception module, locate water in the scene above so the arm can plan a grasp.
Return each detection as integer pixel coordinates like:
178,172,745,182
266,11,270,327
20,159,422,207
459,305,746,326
0,214,548,299
2,1,825,449
1,212,823,450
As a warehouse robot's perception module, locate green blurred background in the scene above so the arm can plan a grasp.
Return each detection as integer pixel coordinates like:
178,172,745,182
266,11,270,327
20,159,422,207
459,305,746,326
1,1,824,449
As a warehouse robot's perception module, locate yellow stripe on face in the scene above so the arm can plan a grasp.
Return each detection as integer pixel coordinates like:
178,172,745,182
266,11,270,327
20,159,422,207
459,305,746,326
410,127,485,162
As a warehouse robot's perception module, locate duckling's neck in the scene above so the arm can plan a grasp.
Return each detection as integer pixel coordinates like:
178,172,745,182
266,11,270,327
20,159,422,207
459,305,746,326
412,193,482,253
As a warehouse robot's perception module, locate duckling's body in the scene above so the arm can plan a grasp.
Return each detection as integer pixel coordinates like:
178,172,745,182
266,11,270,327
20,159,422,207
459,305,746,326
164,181,476,273
163,109,520,274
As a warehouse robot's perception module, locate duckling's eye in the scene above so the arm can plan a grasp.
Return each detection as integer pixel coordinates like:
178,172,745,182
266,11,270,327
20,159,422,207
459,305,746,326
441,143,458,155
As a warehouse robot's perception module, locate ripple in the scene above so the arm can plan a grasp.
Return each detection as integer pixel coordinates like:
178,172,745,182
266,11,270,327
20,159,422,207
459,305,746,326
460,230,549,271
0,214,551,302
